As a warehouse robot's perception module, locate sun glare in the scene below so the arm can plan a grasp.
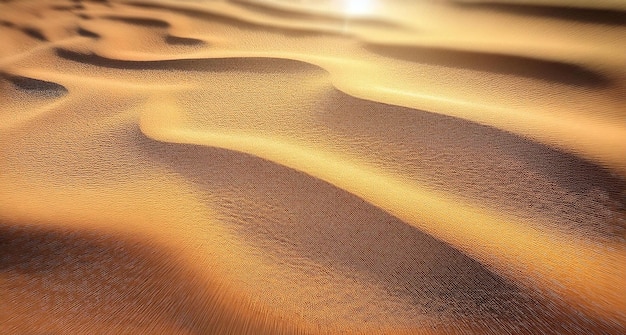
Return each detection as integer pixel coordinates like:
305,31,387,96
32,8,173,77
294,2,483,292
344,0,373,16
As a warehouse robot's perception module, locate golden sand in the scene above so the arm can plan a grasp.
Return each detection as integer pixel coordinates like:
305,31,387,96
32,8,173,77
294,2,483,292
1,0,625,333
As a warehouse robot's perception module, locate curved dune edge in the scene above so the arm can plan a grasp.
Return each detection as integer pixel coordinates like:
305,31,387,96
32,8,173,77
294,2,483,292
2,0,626,333
5,0,625,176
7,35,623,326
55,45,626,177
0,102,549,334
3,64,623,331
120,0,626,76
140,95,626,324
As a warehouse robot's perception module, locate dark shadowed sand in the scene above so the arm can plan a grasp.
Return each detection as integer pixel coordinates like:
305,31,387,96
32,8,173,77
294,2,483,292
1,0,625,333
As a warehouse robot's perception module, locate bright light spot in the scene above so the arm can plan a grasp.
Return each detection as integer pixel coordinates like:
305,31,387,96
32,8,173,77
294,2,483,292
344,0,374,16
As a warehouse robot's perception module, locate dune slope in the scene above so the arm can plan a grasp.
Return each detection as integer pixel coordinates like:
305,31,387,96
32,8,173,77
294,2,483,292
1,0,625,334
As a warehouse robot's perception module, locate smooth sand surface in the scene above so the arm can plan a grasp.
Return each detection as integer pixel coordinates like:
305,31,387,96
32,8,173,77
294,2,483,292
1,0,625,334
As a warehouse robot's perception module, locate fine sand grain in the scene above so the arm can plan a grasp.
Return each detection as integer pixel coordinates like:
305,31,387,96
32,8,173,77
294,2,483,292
1,0,625,334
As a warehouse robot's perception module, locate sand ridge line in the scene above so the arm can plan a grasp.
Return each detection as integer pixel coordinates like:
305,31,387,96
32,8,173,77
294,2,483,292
50,43,626,174
46,32,626,176
9,0,620,177
2,0,625,332
139,95,626,325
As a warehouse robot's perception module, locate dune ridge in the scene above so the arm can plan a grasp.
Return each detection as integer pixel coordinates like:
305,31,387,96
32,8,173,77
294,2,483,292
140,94,626,324
1,0,625,333
41,0,626,174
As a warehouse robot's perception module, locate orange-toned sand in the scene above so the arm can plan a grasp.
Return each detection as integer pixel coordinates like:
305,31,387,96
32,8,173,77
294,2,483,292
1,0,625,334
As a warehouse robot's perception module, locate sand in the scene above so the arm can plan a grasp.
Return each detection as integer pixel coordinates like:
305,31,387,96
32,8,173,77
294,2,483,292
1,0,625,334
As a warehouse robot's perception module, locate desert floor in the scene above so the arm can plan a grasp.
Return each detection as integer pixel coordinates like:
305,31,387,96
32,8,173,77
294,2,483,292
1,0,625,334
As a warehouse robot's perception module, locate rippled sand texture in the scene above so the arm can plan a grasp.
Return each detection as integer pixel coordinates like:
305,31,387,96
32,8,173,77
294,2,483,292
1,0,626,333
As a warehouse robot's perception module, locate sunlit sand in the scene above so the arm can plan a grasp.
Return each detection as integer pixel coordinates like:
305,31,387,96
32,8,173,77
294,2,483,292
1,0,625,334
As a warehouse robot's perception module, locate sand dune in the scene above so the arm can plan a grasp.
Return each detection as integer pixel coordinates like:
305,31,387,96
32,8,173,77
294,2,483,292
1,0,625,334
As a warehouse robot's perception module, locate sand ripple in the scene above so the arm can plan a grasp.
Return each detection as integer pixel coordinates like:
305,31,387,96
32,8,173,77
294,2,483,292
1,0,625,333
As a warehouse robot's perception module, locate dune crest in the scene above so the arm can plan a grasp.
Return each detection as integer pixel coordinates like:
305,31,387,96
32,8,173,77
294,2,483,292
1,0,625,333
